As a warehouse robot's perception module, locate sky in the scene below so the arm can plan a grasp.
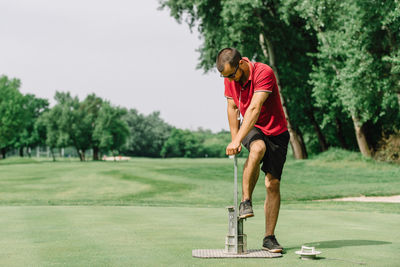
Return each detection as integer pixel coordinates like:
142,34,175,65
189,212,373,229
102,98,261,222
0,0,228,132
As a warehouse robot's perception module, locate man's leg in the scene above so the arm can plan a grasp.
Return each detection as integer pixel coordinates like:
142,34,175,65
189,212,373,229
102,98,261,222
264,173,280,236
261,131,289,252
261,173,283,252
242,140,265,201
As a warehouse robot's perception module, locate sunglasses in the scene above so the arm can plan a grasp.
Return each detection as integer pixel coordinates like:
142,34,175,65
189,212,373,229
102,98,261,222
220,64,239,78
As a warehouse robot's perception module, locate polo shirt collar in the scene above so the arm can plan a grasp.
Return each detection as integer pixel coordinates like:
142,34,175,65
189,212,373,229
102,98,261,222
241,57,254,87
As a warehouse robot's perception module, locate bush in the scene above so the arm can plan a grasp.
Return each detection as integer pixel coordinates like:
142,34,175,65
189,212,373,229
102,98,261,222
374,132,400,164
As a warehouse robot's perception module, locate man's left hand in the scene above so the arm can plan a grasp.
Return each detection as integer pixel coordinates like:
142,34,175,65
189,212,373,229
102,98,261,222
226,141,242,155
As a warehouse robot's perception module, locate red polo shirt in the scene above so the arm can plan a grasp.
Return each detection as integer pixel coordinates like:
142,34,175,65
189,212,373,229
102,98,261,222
224,57,288,136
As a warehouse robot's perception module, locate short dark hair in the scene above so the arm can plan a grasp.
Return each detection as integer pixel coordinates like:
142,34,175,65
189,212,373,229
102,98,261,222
216,48,242,72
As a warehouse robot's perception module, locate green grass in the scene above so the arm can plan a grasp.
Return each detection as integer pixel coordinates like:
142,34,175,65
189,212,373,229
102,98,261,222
1,149,399,208
0,206,399,266
0,149,399,266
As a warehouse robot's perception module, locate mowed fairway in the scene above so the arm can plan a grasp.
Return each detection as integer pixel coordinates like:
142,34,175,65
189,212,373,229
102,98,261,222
0,151,400,266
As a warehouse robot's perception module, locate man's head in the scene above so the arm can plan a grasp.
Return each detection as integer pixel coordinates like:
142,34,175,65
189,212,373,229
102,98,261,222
216,48,244,82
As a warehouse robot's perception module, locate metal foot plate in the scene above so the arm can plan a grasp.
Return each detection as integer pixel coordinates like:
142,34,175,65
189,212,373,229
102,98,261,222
192,249,282,258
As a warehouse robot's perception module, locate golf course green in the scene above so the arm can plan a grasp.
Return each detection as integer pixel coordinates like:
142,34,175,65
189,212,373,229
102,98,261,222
1,149,399,266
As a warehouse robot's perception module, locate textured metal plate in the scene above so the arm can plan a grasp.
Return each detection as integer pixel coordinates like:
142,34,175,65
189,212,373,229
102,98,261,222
192,249,282,258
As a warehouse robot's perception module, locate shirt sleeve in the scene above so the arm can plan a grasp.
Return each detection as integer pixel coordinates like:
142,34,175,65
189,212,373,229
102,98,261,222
224,79,233,98
253,66,275,94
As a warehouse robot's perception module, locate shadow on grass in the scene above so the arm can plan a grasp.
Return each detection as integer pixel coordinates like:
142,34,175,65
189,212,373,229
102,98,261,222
284,239,390,253
304,239,391,248
0,159,46,165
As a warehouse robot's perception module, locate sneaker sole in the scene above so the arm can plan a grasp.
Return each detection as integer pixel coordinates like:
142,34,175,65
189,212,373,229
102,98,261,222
262,247,283,253
239,213,254,219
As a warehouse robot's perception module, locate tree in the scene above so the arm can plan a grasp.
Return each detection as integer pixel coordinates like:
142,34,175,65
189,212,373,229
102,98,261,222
161,128,203,158
53,92,93,161
194,128,235,157
0,75,26,159
13,94,49,157
286,0,400,157
123,109,172,157
93,102,129,156
381,0,400,107
81,94,103,160
36,110,58,161
39,92,95,161
160,0,311,158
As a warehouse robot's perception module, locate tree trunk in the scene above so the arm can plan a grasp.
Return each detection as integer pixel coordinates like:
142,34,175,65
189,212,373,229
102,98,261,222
300,130,307,157
335,118,348,149
1,148,6,159
352,116,372,157
93,146,99,161
50,148,56,162
76,148,83,161
259,33,308,159
311,117,329,152
307,109,329,151
293,125,308,158
19,147,24,157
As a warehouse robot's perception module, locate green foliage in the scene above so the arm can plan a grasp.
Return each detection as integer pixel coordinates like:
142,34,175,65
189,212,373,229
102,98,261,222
4,0,400,159
10,88,233,160
0,76,26,156
80,94,104,159
309,147,365,162
36,106,62,151
289,0,400,145
197,129,229,158
160,128,248,158
161,128,204,158
13,94,49,155
161,0,400,158
123,109,172,157
193,129,250,158
48,92,93,160
160,0,324,155
35,92,128,160
93,102,129,155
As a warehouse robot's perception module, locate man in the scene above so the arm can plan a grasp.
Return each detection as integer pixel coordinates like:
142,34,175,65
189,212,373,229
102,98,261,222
216,47,289,253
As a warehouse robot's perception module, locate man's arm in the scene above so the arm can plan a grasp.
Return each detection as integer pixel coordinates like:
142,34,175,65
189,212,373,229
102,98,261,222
227,98,240,141
226,92,269,155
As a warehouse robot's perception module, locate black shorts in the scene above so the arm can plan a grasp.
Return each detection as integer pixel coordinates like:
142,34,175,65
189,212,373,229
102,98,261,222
242,127,290,180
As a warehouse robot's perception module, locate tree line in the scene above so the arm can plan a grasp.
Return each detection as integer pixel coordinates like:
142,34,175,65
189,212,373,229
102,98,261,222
0,75,237,160
2,0,399,161
160,0,400,160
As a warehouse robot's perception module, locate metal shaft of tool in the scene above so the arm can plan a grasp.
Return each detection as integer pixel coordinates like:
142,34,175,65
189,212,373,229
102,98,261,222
233,155,238,253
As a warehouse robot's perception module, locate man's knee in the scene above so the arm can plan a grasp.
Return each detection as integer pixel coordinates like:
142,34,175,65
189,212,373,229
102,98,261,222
249,140,266,160
265,176,280,193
